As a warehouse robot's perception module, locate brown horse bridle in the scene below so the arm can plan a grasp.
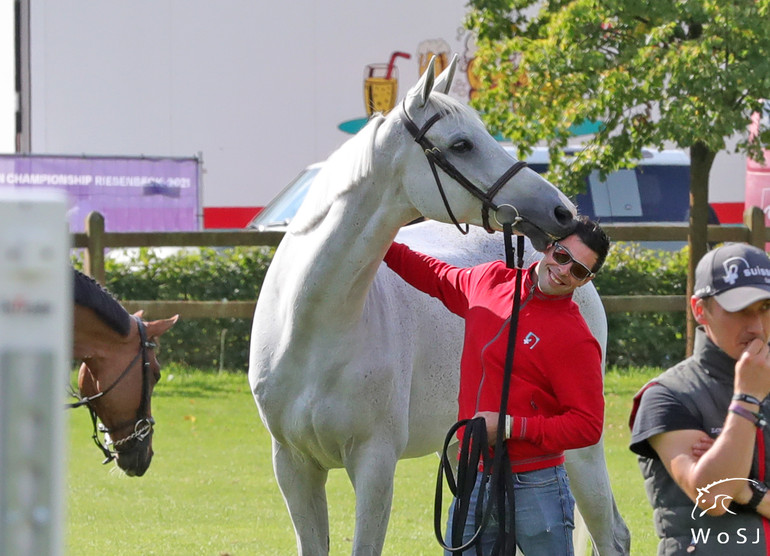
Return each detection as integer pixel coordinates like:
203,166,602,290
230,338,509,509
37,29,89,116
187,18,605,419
66,315,157,464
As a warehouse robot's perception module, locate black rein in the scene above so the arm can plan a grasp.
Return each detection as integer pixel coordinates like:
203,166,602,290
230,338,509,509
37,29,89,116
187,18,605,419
400,99,528,235
435,230,526,555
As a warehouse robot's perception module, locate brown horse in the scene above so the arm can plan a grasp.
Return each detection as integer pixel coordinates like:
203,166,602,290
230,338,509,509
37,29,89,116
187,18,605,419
70,270,177,476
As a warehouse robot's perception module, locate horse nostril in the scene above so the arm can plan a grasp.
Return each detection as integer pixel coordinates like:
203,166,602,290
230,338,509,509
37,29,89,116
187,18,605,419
554,205,576,228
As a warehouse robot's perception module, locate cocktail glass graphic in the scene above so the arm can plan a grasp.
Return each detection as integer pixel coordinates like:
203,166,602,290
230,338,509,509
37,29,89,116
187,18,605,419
364,51,411,116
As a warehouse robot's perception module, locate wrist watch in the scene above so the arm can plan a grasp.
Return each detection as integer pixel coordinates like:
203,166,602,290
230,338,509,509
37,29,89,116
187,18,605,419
748,481,769,511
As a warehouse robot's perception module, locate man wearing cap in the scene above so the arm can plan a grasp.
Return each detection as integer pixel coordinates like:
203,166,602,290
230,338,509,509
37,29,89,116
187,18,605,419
630,242,770,555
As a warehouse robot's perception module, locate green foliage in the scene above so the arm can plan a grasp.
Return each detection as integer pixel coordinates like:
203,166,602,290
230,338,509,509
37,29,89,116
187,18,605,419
73,242,687,371
73,247,274,371
465,0,770,330
466,0,770,198
73,242,691,370
593,243,689,367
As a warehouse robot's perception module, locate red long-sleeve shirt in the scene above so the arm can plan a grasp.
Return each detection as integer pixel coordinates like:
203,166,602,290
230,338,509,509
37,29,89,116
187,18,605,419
384,242,604,472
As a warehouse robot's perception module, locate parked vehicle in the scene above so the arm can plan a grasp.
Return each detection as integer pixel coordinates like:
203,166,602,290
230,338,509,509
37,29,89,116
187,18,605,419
248,163,322,231
524,147,719,225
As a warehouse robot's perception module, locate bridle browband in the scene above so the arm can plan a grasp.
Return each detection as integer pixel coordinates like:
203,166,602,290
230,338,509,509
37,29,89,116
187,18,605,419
400,99,528,234
67,315,157,464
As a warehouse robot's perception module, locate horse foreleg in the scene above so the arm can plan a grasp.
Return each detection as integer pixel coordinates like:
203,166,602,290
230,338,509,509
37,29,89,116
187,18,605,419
345,443,399,556
564,440,631,556
273,438,331,556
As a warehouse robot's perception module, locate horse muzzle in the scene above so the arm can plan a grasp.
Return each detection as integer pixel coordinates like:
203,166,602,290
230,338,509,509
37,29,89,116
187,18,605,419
115,434,154,477
109,417,155,476
495,202,576,251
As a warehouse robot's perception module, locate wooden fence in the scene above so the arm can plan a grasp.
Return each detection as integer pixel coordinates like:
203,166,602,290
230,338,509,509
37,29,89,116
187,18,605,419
72,208,769,319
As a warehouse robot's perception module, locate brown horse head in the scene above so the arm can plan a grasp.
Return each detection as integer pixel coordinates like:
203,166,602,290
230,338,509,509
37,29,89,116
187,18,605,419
74,307,177,476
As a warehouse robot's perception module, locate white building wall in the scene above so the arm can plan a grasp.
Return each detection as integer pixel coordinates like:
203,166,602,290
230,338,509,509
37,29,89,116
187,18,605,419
28,0,473,210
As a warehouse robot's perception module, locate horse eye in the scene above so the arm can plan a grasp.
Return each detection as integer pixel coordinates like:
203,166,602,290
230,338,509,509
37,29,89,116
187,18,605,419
450,139,473,153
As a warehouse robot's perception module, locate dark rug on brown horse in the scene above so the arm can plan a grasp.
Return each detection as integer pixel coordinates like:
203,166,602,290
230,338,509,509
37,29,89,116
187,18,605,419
73,269,131,336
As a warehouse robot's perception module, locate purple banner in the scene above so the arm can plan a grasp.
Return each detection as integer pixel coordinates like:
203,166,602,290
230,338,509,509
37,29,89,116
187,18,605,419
0,155,200,232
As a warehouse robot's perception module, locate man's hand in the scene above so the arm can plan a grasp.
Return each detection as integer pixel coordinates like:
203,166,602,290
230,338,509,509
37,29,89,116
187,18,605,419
474,411,501,442
691,434,714,459
734,338,770,401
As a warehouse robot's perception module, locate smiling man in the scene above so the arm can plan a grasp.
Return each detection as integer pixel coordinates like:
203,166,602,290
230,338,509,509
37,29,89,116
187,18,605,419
383,215,610,555
630,243,770,555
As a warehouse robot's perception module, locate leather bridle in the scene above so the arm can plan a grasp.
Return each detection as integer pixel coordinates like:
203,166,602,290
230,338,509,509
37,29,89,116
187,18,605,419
400,99,528,235
67,315,157,464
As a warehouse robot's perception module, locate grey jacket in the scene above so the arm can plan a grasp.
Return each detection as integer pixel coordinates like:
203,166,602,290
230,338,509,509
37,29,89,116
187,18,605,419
630,328,770,555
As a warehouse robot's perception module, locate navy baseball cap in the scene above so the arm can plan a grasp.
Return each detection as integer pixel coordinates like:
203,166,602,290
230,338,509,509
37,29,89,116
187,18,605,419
694,243,770,312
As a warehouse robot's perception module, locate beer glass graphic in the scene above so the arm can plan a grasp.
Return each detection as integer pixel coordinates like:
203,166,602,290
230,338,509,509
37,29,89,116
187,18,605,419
417,39,450,77
364,51,411,116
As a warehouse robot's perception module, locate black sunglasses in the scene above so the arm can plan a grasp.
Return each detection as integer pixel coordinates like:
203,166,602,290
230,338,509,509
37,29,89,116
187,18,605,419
551,242,595,281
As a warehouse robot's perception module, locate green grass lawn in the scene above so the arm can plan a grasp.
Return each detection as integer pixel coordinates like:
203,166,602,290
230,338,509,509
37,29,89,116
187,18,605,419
65,365,660,555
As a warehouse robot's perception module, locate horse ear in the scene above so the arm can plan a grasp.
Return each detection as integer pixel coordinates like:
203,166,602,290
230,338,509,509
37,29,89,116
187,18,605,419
407,56,436,109
432,53,458,95
147,314,179,337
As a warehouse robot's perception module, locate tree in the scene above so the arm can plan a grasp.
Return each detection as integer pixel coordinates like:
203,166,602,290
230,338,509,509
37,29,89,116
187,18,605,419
466,0,770,353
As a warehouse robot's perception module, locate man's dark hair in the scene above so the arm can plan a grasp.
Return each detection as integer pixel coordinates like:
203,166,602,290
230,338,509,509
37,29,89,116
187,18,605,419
571,215,610,273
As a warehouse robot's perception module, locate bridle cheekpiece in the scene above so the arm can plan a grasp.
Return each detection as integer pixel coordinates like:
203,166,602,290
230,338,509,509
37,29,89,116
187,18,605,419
67,315,157,464
400,99,528,234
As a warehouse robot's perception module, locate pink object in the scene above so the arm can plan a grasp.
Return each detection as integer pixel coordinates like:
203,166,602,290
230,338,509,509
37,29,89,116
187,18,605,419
386,51,411,80
745,108,770,247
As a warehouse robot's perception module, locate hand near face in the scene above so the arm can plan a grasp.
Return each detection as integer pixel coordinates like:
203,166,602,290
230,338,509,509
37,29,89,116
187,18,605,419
735,338,770,401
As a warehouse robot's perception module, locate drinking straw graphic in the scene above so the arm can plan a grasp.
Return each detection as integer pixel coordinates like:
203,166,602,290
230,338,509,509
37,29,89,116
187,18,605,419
385,51,411,80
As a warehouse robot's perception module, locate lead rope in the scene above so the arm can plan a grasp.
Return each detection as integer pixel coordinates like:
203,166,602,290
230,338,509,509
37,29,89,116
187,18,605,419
435,228,525,555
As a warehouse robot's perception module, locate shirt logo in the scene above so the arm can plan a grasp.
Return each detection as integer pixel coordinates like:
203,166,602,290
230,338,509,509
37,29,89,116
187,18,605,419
523,332,540,349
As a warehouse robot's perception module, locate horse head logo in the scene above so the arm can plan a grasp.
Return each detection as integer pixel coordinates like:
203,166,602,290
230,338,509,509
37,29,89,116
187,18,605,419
691,478,758,520
722,257,749,286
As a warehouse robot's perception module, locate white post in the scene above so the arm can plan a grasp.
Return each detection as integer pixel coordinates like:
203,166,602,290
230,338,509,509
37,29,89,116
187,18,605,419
0,188,70,556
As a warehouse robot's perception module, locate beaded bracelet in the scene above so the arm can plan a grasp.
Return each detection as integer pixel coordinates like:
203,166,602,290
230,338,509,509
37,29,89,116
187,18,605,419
729,403,768,429
733,393,763,406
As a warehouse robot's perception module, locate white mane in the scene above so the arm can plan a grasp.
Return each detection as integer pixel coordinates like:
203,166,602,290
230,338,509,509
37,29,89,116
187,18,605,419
289,115,384,235
289,95,484,236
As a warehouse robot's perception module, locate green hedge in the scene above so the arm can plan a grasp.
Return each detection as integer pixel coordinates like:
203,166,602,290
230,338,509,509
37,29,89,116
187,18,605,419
73,242,690,371
593,243,688,368
73,247,274,371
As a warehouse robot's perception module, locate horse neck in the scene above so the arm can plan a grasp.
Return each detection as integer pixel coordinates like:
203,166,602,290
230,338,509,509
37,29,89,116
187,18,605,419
72,305,137,363
277,157,415,327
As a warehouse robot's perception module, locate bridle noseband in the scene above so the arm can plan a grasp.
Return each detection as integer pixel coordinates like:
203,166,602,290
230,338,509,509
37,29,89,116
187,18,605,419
400,99,528,234
67,315,157,464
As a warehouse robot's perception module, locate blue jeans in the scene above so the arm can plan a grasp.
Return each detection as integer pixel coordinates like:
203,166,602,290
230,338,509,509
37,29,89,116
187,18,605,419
444,465,575,556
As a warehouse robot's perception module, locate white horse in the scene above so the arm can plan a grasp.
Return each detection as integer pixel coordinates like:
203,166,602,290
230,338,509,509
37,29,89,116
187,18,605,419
249,56,629,555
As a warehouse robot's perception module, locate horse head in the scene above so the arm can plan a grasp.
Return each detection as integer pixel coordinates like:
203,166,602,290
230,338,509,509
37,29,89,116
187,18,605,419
76,310,178,476
395,54,576,250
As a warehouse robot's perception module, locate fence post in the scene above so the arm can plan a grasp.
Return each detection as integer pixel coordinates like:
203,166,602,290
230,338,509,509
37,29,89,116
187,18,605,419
744,206,766,249
84,211,106,284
